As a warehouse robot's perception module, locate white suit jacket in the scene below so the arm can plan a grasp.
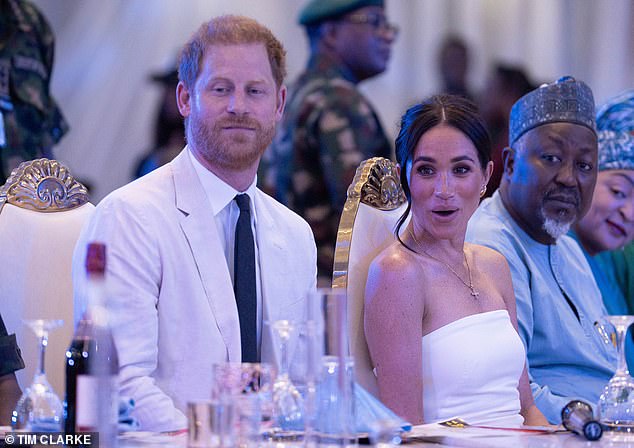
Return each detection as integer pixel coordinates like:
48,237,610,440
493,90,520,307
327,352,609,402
72,149,317,431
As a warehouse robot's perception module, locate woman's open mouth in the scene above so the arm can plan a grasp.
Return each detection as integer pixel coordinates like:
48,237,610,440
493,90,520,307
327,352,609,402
432,209,457,217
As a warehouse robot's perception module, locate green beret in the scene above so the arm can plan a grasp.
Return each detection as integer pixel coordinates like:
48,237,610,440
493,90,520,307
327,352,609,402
299,0,385,26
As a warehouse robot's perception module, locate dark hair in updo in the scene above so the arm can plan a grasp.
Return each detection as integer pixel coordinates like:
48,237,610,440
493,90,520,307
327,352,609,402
394,94,492,247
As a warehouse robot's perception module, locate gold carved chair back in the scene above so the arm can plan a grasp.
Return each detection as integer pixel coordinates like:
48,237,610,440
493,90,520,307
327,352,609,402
332,157,408,397
0,159,94,397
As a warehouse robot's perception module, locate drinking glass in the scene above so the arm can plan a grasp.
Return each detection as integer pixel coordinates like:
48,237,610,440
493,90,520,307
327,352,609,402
268,319,304,434
211,362,274,447
597,315,634,439
308,288,357,447
315,355,356,445
367,418,404,447
187,400,235,448
12,319,64,431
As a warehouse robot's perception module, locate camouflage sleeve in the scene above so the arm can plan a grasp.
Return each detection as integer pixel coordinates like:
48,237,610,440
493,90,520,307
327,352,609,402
25,2,68,146
21,0,55,75
0,314,25,377
315,84,392,209
0,2,69,182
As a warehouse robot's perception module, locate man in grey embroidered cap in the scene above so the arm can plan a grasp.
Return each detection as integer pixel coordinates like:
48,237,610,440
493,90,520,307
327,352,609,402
262,0,396,283
466,76,617,423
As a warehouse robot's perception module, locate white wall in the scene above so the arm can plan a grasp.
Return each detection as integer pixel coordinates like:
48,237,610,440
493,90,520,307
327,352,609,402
33,0,634,201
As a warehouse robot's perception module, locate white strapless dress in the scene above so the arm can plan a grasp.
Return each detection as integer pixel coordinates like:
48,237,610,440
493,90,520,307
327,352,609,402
422,309,525,428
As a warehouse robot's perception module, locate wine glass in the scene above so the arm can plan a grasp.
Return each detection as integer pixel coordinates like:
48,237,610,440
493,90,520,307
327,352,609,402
12,319,64,431
597,315,634,439
268,319,304,436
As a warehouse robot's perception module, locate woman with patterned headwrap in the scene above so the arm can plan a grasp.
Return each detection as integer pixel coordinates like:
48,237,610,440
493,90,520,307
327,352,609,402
571,89,634,369
595,90,634,304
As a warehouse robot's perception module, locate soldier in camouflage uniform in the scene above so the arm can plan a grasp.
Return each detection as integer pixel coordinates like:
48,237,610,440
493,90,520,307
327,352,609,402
0,0,68,184
266,0,397,282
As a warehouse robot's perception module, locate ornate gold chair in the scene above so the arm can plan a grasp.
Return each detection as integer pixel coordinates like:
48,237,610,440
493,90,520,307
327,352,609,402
0,159,94,397
332,157,408,397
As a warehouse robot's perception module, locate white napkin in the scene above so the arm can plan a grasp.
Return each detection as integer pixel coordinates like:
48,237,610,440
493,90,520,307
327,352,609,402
354,383,411,433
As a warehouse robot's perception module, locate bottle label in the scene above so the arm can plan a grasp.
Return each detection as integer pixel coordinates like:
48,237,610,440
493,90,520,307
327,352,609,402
76,375,119,431
76,375,98,430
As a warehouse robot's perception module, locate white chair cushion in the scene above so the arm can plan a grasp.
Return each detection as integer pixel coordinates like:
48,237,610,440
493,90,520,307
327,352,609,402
0,202,94,396
347,202,408,397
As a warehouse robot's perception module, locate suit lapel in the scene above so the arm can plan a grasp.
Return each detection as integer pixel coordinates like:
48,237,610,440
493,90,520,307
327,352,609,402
172,150,241,362
254,190,286,367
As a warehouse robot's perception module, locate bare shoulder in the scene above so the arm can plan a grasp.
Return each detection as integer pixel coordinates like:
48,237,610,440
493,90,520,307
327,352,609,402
366,241,424,311
369,241,422,286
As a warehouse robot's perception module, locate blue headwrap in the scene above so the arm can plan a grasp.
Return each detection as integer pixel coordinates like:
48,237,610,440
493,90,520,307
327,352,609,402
596,89,634,171
597,89,634,133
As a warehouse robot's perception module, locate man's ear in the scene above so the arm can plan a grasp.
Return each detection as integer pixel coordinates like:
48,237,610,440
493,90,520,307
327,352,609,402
275,84,287,121
176,81,191,118
320,22,339,49
502,146,515,179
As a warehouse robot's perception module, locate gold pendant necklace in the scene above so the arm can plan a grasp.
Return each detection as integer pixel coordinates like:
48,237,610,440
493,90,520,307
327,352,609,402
408,228,480,298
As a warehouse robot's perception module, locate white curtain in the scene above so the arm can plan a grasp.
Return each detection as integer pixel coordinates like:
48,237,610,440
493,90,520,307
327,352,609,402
32,0,634,201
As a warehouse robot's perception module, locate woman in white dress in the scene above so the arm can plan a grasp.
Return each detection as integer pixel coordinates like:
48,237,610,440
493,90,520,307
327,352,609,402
364,95,548,427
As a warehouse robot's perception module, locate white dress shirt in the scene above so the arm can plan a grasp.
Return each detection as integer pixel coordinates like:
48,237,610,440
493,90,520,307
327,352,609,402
188,149,263,358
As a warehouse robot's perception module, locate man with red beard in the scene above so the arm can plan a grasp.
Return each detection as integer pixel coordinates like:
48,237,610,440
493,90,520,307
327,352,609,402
72,16,317,432
466,77,617,424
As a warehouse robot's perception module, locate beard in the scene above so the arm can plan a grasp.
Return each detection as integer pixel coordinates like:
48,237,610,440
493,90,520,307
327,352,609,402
539,187,580,240
542,216,572,240
186,113,276,171
539,206,574,240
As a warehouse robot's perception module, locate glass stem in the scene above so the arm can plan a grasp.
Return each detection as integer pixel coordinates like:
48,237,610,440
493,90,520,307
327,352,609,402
616,325,629,376
37,332,48,376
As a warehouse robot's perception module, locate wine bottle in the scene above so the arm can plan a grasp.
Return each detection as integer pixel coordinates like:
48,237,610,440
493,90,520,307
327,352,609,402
64,242,119,447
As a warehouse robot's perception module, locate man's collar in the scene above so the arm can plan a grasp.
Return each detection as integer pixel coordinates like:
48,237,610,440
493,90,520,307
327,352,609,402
495,189,557,246
307,52,359,84
188,148,258,217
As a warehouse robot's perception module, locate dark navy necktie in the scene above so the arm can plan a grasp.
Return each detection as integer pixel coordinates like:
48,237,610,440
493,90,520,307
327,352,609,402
234,194,257,362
